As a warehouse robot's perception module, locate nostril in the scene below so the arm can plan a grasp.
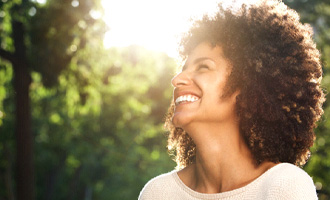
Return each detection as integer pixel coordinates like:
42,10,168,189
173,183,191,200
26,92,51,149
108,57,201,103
171,72,190,87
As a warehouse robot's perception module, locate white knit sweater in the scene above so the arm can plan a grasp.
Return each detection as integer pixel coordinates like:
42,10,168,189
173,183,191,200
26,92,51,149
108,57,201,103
139,163,318,200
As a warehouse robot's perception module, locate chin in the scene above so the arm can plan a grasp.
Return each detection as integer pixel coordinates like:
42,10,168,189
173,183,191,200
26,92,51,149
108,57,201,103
172,113,192,129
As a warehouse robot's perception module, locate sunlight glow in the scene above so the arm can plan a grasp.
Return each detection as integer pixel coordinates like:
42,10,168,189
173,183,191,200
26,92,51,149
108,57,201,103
71,0,79,7
101,0,220,57
31,0,47,4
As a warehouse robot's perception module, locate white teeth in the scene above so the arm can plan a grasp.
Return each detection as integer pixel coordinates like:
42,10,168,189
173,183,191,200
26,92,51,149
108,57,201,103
175,95,200,105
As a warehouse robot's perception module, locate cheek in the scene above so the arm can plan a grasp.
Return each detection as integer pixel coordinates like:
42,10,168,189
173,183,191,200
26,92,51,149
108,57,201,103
204,79,227,99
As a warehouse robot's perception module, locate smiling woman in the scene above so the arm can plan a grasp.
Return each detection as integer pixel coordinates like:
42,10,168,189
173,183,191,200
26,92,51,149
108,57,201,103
139,0,324,199
171,43,236,129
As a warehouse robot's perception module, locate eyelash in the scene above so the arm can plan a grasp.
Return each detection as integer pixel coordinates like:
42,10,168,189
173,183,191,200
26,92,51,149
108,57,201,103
197,64,209,70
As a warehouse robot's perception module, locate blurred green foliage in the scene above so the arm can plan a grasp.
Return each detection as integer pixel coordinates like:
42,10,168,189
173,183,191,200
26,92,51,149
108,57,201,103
0,0,329,199
0,0,176,199
29,45,176,199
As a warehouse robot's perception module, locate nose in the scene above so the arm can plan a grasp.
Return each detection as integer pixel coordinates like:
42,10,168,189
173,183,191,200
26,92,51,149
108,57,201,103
171,71,191,87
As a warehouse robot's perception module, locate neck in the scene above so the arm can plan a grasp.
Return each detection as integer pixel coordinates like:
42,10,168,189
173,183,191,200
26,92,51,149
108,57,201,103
178,121,275,193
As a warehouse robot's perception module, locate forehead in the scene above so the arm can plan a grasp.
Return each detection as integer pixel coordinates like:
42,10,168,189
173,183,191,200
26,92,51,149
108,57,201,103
189,43,223,58
183,42,229,69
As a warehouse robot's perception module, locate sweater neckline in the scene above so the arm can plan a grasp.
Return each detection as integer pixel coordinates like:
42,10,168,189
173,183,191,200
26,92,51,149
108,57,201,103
172,163,286,199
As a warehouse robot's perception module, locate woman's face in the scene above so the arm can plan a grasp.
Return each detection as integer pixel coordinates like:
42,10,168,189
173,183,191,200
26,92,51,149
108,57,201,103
171,42,238,129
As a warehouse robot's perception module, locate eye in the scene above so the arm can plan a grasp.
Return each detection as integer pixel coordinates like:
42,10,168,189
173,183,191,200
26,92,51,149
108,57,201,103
197,64,209,70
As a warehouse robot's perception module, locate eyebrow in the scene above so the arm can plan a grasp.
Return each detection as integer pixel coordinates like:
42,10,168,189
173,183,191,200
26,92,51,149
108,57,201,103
182,57,215,71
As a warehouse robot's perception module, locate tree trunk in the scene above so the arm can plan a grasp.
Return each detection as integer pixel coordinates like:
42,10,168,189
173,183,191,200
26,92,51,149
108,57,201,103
12,20,34,200
3,143,15,200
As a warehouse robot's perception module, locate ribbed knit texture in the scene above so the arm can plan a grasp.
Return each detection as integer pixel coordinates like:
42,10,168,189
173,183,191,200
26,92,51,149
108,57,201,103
139,163,318,200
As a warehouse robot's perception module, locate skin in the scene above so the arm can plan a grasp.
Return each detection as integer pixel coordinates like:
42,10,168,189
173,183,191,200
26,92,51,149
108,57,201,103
171,42,277,194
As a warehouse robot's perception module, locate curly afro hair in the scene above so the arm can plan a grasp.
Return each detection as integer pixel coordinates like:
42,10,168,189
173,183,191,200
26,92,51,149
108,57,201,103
165,0,325,168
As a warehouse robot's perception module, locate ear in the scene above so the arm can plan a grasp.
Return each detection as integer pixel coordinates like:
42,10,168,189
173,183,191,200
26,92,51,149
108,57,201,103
231,90,241,102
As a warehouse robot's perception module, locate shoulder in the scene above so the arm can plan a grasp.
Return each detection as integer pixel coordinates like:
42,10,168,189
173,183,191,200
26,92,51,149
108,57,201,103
138,170,178,200
267,163,316,186
262,163,318,200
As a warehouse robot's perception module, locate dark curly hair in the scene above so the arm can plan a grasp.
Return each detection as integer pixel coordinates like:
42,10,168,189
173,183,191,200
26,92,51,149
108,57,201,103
165,0,325,168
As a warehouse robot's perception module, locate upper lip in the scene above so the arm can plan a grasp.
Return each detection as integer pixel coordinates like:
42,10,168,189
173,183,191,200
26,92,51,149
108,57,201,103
173,88,201,103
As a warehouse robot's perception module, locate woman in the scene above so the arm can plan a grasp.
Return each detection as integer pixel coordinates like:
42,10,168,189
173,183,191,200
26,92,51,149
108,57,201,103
139,0,324,199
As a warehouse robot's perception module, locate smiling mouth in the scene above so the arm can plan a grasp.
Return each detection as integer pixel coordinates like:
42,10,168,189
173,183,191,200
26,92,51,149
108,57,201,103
175,95,200,105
